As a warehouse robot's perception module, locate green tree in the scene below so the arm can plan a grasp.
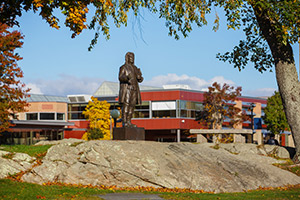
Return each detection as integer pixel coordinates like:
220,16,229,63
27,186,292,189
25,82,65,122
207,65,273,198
196,82,248,129
85,128,104,141
1,1,300,161
263,91,290,135
0,23,30,132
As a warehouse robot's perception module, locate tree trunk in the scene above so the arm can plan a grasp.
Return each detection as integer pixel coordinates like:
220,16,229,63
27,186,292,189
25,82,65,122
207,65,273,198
275,61,300,162
252,5,300,162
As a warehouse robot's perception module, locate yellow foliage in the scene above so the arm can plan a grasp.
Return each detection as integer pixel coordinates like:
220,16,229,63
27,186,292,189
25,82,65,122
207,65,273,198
83,97,112,140
81,132,89,141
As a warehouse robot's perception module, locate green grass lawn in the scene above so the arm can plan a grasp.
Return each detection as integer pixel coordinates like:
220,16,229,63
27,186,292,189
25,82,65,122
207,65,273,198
0,179,109,200
0,144,52,158
1,179,300,200
160,188,300,200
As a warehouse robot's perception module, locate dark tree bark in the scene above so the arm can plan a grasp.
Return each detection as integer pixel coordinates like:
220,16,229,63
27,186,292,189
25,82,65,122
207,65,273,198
252,5,300,162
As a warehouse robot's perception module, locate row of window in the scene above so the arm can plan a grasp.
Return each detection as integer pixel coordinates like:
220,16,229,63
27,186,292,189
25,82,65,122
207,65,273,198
26,113,65,121
67,100,203,120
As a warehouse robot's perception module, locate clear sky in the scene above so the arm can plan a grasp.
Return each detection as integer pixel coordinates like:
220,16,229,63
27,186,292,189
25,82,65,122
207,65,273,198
14,8,299,97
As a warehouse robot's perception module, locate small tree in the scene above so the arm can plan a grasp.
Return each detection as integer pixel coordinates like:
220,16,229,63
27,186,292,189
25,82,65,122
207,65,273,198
196,82,248,129
0,23,30,132
82,97,111,140
263,91,290,135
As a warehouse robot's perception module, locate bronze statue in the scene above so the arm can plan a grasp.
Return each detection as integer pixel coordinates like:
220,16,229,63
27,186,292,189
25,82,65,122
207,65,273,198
118,52,143,127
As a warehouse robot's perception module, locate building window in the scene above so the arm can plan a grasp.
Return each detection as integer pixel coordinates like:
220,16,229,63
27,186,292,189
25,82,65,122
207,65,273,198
26,113,38,120
153,110,176,118
133,101,150,118
56,113,65,120
178,100,202,118
68,112,86,120
40,113,55,120
68,103,88,120
152,101,176,118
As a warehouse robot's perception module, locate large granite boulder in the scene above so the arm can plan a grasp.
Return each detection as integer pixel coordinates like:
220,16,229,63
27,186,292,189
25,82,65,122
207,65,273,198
0,150,35,179
20,140,300,193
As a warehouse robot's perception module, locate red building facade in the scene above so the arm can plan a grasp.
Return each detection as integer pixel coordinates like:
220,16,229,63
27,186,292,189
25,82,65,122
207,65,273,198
65,87,267,143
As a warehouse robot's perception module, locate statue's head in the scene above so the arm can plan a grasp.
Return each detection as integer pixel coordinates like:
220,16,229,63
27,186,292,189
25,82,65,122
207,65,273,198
125,52,134,64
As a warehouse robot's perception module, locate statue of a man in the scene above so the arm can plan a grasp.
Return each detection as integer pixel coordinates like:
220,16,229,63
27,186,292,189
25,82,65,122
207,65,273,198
118,52,143,127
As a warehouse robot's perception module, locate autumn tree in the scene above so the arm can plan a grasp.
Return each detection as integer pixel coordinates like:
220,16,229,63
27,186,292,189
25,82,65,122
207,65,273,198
82,97,111,140
0,23,30,132
2,1,300,160
263,91,290,135
196,82,248,130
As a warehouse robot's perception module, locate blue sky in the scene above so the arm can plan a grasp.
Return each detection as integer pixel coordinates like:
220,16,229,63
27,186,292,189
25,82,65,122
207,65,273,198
14,8,299,97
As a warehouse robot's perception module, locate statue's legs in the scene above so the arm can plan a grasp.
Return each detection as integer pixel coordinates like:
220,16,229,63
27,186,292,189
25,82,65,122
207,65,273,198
122,102,130,127
121,88,137,127
127,91,137,127
127,104,136,127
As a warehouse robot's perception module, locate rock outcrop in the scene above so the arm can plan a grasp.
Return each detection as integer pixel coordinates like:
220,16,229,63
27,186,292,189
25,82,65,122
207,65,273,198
0,150,35,179
20,140,300,193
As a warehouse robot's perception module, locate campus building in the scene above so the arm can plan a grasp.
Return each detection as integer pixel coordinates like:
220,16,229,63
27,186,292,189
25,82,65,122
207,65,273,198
65,81,270,144
1,81,294,147
1,94,73,145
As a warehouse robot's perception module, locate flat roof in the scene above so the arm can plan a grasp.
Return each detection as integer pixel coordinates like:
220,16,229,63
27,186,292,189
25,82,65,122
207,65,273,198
11,120,74,126
26,94,68,103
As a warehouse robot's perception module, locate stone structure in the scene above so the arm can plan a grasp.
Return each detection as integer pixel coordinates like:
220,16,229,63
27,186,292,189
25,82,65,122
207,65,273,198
0,150,35,179
190,129,252,143
18,139,300,193
113,127,145,140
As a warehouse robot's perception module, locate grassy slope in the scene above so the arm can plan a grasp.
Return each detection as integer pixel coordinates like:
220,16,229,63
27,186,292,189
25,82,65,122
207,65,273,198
0,179,108,200
0,144,52,158
1,179,300,200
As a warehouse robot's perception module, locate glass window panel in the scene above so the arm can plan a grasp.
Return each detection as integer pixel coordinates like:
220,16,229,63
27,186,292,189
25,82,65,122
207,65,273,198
133,110,150,118
79,105,87,111
135,105,149,110
40,113,55,120
191,110,195,118
57,113,65,120
69,104,80,111
195,103,203,110
138,101,149,106
78,113,86,119
179,100,187,109
186,101,192,109
152,110,176,118
152,101,176,110
180,110,187,118
70,113,79,120
69,112,86,120
26,113,38,120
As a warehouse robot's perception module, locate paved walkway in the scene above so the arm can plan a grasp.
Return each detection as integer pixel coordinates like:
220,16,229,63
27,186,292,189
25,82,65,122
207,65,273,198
96,193,165,200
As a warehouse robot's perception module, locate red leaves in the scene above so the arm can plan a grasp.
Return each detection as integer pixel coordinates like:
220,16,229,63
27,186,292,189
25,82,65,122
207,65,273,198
198,82,247,129
249,184,300,192
36,195,46,199
42,181,213,194
0,23,30,132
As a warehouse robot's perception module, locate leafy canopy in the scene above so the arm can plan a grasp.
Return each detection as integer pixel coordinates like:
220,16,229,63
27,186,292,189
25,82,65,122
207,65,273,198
263,91,290,135
196,82,248,129
0,23,30,132
2,1,299,63
82,97,111,140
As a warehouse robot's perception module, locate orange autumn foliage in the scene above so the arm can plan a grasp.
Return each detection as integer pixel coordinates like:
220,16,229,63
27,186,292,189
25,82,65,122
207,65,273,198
0,23,30,132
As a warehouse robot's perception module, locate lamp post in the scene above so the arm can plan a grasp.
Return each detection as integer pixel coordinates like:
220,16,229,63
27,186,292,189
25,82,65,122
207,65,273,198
249,103,256,143
110,109,120,139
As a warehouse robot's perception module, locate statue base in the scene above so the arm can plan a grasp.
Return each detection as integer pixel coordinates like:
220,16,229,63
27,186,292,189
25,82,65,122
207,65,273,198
113,127,145,140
